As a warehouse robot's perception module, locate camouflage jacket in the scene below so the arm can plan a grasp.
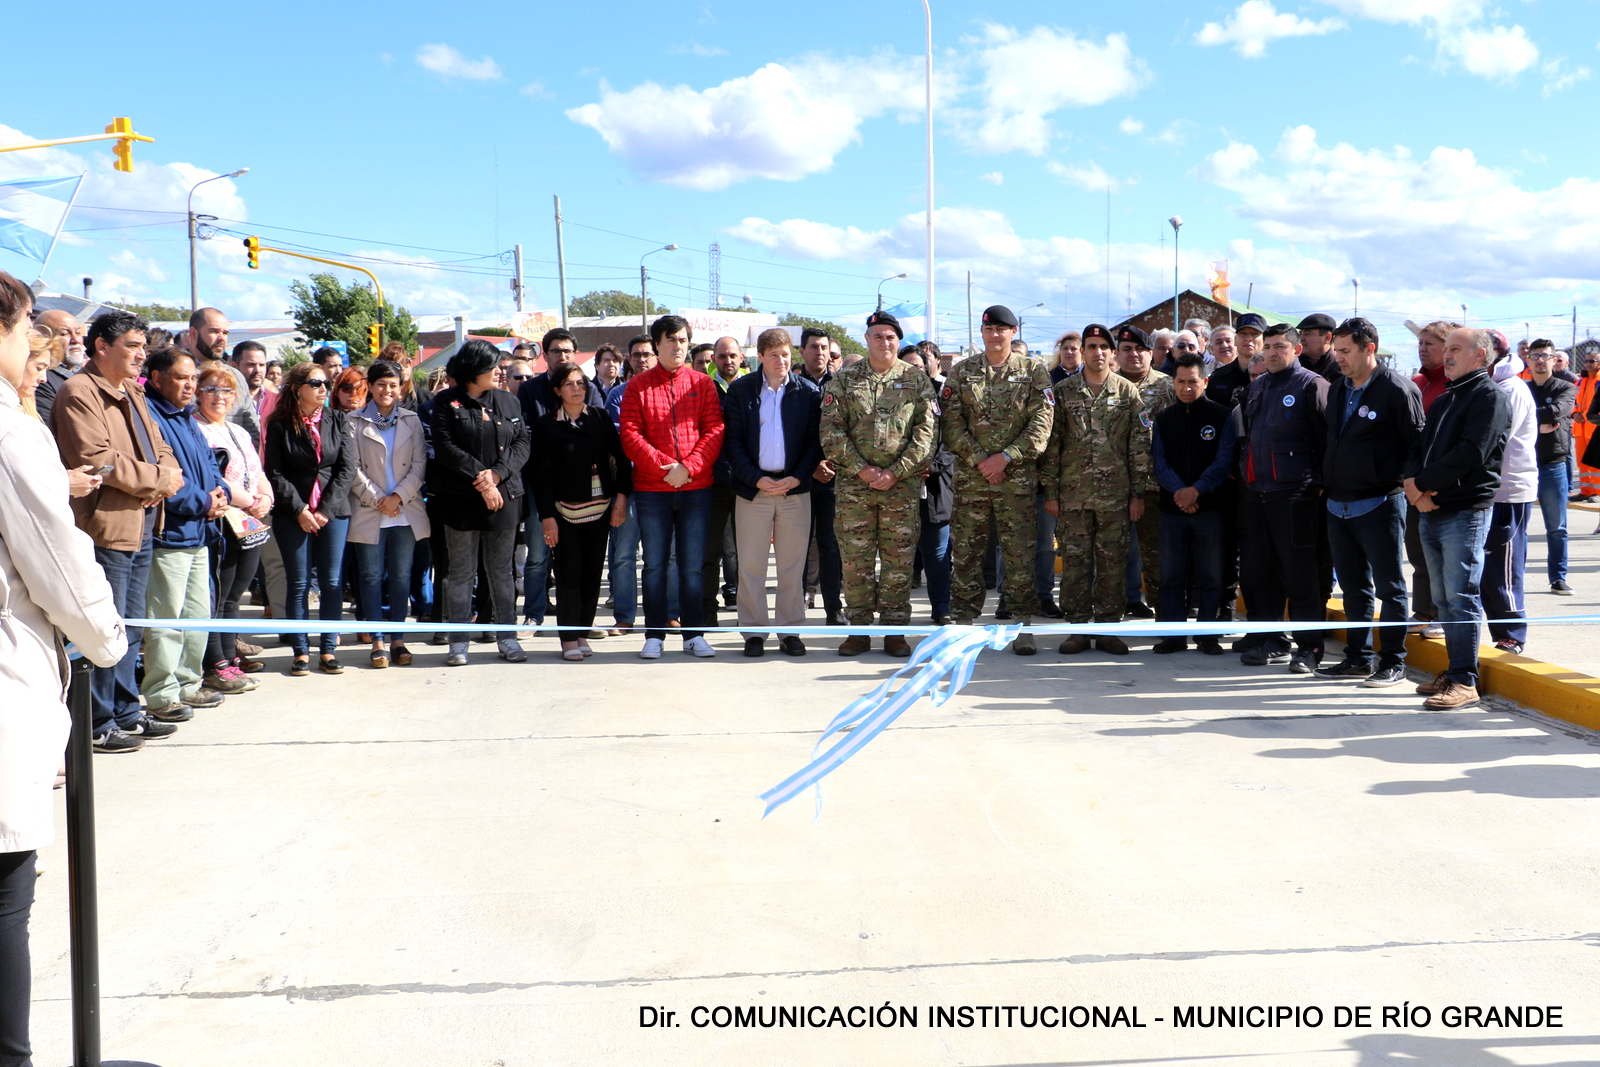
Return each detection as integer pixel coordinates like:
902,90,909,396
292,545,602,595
938,353,1055,495
1042,372,1148,509
820,358,937,483
1121,368,1178,492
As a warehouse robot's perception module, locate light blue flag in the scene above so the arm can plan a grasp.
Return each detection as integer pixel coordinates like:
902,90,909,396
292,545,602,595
0,175,83,264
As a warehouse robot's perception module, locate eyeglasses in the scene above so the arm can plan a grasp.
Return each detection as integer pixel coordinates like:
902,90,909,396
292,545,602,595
511,373,534,381
304,379,329,389
197,386,236,396
1174,342,1199,350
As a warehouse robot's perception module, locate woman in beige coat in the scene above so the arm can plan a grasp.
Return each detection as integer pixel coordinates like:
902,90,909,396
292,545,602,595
0,273,126,1063
348,360,430,667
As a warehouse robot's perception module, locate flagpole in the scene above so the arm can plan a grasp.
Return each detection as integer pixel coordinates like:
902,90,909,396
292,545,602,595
33,173,84,286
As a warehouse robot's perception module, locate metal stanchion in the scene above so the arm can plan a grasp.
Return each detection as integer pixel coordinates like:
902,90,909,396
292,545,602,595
65,656,160,1067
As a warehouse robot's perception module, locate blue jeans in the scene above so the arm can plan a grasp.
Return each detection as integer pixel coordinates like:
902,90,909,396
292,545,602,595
637,488,710,640
608,497,678,626
1536,460,1569,583
918,521,951,618
1325,494,1409,667
521,496,551,624
1419,507,1492,685
91,538,153,732
274,514,350,657
353,525,418,645
1483,501,1529,646
1158,509,1223,639
409,536,433,619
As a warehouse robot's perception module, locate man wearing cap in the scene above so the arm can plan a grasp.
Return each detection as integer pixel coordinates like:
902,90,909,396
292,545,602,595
1296,314,1341,383
1238,323,1330,673
940,305,1055,654
1042,324,1146,654
821,311,938,657
1206,321,1250,410
1115,325,1176,619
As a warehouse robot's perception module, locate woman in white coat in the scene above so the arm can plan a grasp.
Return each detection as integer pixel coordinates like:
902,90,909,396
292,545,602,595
348,359,430,667
0,273,126,1063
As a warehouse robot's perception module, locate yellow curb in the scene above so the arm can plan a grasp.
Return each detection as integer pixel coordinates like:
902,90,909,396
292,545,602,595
1324,599,1600,732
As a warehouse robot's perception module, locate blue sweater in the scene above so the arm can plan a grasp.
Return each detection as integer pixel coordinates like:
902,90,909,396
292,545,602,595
146,394,226,549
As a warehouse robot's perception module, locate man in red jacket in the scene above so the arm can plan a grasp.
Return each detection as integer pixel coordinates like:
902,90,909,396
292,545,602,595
619,315,727,660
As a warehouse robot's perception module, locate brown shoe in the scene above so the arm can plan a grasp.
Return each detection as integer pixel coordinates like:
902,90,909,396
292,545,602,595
1058,634,1092,654
1415,670,1449,696
883,635,912,658
838,635,871,656
1423,681,1480,709
1096,635,1131,656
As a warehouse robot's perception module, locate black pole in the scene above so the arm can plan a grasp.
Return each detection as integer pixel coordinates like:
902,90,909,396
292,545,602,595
65,657,162,1067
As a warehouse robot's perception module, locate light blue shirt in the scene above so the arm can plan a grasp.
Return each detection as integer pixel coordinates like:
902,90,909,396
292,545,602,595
758,377,786,472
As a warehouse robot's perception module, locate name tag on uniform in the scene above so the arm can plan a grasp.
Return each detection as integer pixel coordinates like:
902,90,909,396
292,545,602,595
1008,375,1029,383
965,375,983,382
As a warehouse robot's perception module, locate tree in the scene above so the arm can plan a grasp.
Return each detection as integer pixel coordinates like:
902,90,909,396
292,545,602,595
567,289,669,318
779,314,866,356
108,301,189,323
287,273,418,362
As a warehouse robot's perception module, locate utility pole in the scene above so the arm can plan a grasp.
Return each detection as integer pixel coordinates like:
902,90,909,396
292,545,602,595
709,242,722,309
966,271,973,353
511,244,525,312
553,195,569,327
1574,305,1579,348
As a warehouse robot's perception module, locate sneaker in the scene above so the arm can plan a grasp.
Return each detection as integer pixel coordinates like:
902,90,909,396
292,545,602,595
221,666,258,691
1241,646,1291,666
1407,613,1431,634
1011,633,1037,656
1312,658,1371,680
92,728,144,754
497,638,527,663
1423,680,1480,709
1151,637,1187,654
1493,638,1525,655
144,701,194,723
1232,633,1264,653
1288,651,1320,675
182,687,225,709
1422,622,1445,639
202,669,249,694
685,636,716,658
1196,637,1225,656
639,637,664,660
1363,664,1407,688
744,637,766,657
445,642,468,667
1124,601,1155,619
126,716,177,739
1037,598,1065,619
1551,580,1574,596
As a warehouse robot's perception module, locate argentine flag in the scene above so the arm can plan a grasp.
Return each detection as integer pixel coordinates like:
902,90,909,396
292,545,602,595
0,175,83,264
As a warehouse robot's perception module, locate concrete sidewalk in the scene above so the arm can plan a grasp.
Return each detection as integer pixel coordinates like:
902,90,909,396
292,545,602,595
25,602,1600,1065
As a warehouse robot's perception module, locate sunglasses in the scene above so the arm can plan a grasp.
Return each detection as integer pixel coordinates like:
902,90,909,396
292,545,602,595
511,373,534,381
305,379,329,389
338,383,359,392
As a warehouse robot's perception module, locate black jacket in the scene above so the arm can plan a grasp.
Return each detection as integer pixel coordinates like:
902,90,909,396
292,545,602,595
428,386,532,531
720,372,823,500
264,407,356,520
530,407,632,518
1405,368,1511,513
1322,363,1425,502
1153,396,1236,514
1205,358,1250,410
1526,375,1576,464
1299,350,1339,383
1241,362,1329,494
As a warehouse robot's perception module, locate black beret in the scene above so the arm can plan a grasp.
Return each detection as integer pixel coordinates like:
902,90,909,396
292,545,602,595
1234,313,1268,333
981,304,1019,328
865,311,903,339
1297,313,1337,331
1082,324,1113,343
1116,325,1151,349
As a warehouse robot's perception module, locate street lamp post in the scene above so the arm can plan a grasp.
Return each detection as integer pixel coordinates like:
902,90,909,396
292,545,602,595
1352,277,1360,317
922,0,935,346
877,272,908,311
187,168,247,313
1167,215,1183,332
1017,302,1045,348
639,244,678,329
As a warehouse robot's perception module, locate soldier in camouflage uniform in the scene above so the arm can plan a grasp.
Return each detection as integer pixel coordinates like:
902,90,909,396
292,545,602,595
940,305,1055,654
1043,324,1149,655
820,310,937,657
1116,325,1178,617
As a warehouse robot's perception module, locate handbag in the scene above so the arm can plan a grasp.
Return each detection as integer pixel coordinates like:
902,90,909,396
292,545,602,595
224,507,272,549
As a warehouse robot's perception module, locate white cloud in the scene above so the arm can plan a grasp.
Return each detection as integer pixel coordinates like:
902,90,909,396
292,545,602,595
1119,117,1145,135
415,43,502,81
672,41,727,57
978,171,1004,185
1438,23,1539,80
1199,125,1600,298
1194,1,1345,58
957,24,1149,154
566,54,926,190
520,82,552,99
1046,160,1128,193
1541,59,1590,97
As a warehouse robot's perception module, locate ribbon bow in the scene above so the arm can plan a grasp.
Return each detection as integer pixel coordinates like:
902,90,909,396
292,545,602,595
759,624,1020,818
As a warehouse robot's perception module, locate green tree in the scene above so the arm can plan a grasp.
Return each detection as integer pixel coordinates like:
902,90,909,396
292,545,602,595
779,314,865,356
287,273,418,363
108,301,190,323
567,289,669,318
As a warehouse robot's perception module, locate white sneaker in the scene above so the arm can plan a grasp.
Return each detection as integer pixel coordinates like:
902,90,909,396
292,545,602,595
639,637,664,660
684,636,716,658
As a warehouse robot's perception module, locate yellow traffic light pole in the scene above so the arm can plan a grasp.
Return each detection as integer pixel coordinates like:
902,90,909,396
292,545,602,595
244,238,387,354
0,118,153,171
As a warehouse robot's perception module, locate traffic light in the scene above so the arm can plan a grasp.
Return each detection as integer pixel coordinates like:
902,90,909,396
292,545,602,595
243,236,260,269
105,117,135,172
368,322,382,356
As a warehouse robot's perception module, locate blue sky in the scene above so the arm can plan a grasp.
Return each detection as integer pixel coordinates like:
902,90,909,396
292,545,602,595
2,0,1597,349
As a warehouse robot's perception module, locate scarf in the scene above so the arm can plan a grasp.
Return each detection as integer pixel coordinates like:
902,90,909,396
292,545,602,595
302,406,325,511
361,400,400,430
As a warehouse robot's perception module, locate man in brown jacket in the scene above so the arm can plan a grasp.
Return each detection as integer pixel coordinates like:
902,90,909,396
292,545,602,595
50,310,186,753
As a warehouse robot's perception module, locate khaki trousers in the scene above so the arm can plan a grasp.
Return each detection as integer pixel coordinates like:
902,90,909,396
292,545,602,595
735,492,812,640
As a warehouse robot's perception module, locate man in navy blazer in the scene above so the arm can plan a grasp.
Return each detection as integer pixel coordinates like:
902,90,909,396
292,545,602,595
722,328,823,656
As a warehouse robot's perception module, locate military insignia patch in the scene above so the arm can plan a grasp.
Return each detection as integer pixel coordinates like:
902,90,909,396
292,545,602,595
822,393,836,407
1200,425,1217,441
1043,390,1054,406
941,386,952,399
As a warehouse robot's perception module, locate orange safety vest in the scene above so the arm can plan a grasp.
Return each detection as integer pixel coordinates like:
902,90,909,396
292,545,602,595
1576,373,1600,494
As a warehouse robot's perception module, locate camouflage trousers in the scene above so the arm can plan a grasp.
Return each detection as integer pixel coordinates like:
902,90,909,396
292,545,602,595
949,486,1035,623
837,479,921,627
1132,490,1161,602
1057,507,1131,624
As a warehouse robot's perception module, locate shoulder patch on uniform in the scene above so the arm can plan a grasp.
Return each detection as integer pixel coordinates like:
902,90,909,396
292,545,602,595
1043,390,1054,405
1140,410,1152,428
931,400,941,416
941,385,952,400
822,393,836,406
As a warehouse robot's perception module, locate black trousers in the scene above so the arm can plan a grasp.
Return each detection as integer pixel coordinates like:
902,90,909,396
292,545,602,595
1404,502,1436,618
207,537,262,667
553,512,612,642
0,850,35,1067
1242,491,1328,654
700,483,737,625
